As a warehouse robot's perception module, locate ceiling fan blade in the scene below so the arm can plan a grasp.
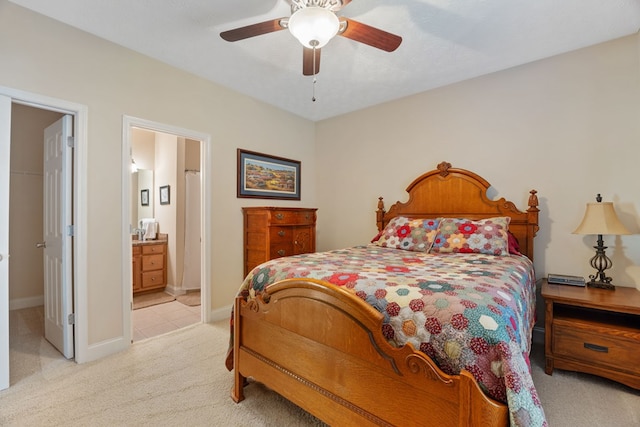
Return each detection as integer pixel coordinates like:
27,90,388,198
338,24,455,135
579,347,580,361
220,18,286,42
339,18,402,52
302,47,321,76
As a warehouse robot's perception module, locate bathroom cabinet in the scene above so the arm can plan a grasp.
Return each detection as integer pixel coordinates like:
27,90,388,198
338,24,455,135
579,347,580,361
132,240,167,294
132,245,142,293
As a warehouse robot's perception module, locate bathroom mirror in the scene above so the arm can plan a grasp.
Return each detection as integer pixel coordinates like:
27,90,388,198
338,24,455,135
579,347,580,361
131,169,154,229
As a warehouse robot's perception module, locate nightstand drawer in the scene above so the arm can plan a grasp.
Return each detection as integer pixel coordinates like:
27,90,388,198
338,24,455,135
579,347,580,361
554,320,640,374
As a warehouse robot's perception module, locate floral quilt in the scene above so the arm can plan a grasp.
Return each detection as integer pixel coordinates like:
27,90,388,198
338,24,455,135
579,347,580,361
229,245,547,427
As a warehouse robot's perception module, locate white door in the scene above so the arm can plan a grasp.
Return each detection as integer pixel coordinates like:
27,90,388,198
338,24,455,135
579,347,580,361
43,115,74,359
0,95,11,390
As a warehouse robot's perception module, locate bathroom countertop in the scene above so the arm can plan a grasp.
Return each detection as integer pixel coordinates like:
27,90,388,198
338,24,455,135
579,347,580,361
132,239,167,246
132,233,168,246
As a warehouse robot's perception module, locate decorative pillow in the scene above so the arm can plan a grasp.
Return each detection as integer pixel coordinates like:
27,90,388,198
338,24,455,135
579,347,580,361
430,217,511,256
370,230,383,243
507,231,522,255
374,216,440,252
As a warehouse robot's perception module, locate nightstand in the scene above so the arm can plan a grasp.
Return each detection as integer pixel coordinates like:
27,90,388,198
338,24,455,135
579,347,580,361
541,279,640,389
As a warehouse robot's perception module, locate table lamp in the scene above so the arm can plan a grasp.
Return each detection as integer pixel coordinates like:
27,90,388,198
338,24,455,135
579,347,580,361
573,194,631,290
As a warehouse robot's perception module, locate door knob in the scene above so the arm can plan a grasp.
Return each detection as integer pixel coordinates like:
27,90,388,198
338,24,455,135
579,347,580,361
36,242,47,248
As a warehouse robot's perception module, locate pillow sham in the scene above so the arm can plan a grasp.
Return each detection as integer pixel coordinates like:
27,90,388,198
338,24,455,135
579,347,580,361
374,216,440,252
507,231,522,255
430,217,511,256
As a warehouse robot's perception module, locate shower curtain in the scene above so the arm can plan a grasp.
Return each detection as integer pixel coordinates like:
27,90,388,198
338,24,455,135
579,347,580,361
182,171,201,290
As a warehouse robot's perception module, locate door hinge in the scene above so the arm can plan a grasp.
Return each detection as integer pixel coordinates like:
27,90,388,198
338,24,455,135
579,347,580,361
67,136,75,148
68,313,76,325
67,225,75,236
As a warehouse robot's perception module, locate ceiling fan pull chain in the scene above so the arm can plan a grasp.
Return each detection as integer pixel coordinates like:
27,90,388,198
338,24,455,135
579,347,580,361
312,42,318,102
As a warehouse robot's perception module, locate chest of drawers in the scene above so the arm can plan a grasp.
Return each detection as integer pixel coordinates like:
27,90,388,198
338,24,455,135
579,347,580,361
242,207,317,277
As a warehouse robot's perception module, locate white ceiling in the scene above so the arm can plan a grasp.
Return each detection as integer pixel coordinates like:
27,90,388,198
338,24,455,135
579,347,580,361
9,0,640,121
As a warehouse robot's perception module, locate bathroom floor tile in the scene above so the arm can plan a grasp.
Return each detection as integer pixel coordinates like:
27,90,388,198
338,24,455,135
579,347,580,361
132,299,201,342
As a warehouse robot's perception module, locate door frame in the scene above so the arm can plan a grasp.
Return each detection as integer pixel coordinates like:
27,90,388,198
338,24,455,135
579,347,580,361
0,85,89,364
122,116,212,334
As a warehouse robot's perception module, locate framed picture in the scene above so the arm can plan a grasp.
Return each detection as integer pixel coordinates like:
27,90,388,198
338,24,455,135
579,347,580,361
237,149,301,200
140,189,149,206
159,185,170,205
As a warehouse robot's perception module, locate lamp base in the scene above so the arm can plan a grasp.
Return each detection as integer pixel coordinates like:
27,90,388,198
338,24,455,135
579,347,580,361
587,280,615,290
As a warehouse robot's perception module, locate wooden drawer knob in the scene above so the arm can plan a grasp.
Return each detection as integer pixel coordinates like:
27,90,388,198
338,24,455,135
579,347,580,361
275,213,284,220
278,230,286,237
277,250,286,256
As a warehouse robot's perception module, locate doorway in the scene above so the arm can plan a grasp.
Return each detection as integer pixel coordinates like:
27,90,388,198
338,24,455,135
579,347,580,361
122,116,212,341
1,88,88,391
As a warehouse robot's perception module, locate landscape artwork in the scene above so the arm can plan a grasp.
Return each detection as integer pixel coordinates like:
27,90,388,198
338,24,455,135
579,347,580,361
237,149,301,200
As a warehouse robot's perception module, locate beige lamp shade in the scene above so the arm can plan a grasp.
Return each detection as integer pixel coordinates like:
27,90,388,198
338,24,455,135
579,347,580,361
573,202,631,235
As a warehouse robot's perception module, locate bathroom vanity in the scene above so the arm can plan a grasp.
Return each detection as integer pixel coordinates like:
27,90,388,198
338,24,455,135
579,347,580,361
132,234,167,294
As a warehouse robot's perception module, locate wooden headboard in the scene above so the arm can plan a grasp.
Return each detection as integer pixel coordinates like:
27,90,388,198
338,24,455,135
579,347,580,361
376,161,540,261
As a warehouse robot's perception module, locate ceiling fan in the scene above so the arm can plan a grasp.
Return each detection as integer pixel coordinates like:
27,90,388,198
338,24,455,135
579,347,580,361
220,0,402,76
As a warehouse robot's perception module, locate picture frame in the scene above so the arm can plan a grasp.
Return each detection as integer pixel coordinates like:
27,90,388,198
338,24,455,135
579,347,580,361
237,149,301,200
159,185,170,205
140,189,149,206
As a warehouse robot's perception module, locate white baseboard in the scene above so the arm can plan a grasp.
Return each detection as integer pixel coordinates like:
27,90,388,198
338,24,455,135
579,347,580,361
209,304,232,323
164,285,184,296
164,285,200,296
9,295,44,311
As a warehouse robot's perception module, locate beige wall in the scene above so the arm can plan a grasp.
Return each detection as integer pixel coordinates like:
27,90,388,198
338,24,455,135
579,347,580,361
3,0,640,360
154,132,179,288
316,33,640,290
1,1,316,349
8,104,63,306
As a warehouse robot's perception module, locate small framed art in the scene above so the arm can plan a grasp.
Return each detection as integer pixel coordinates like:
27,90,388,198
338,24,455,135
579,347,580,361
159,185,170,205
237,149,301,200
140,189,149,206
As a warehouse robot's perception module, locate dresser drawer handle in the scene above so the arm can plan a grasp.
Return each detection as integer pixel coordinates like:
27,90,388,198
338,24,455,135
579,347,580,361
584,342,608,353
275,213,284,220
278,230,285,237
277,250,286,256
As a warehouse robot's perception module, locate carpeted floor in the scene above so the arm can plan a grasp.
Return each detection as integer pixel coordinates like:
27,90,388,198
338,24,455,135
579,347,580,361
3,307,640,426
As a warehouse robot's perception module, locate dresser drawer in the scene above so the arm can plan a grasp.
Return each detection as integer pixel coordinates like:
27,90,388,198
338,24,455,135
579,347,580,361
270,243,293,258
142,254,165,271
270,210,315,225
142,270,165,288
142,244,165,255
269,227,292,242
554,320,640,374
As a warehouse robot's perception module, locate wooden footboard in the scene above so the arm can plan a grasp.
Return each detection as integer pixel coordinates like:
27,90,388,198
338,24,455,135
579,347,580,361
232,278,508,427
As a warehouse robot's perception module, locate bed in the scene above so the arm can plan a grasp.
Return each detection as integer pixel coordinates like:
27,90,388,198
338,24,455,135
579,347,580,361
226,161,545,426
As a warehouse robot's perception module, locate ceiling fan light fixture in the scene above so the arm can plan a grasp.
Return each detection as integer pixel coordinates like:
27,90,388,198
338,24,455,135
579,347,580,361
288,6,339,49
